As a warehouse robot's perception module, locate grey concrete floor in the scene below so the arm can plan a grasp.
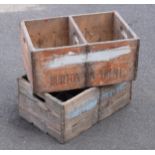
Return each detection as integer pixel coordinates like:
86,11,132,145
0,4,154,149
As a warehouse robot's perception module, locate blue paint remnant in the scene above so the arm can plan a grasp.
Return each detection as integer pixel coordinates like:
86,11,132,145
101,82,127,100
67,98,98,119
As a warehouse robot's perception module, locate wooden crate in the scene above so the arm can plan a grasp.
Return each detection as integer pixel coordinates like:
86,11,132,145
18,75,132,143
20,11,139,93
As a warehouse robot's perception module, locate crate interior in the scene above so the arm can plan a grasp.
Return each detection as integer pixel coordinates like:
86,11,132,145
50,88,87,101
73,12,133,43
23,75,87,102
24,13,134,48
25,17,80,48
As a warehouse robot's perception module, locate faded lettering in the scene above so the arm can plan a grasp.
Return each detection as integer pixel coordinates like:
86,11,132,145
66,98,98,119
88,67,127,81
50,73,81,86
101,82,128,100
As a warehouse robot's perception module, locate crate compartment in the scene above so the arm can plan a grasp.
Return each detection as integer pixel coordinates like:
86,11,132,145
72,11,140,87
72,11,135,42
24,17,85,48
20,16,86,93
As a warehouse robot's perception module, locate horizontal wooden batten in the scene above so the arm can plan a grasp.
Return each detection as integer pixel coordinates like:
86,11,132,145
18,75,132,143
20,11,139,93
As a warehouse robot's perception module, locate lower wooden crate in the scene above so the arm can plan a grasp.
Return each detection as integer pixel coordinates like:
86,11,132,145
18,75,131,143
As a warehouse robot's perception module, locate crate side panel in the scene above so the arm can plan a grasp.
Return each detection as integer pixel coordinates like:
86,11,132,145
32,46,86,93
87,40,138,86
99,82,131,121
64,88,99,141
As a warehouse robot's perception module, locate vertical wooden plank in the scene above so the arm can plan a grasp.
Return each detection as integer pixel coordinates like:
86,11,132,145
20,22,33,86
72,12,114,42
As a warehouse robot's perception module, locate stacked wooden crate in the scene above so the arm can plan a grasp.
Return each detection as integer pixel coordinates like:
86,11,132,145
18,11,140,143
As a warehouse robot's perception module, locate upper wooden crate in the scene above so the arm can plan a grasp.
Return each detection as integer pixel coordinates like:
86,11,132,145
20,11,139,93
